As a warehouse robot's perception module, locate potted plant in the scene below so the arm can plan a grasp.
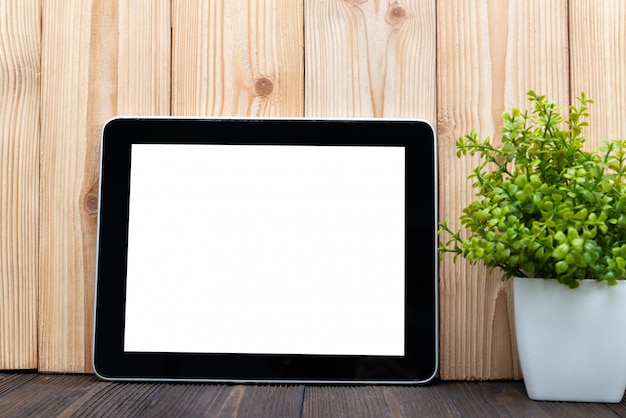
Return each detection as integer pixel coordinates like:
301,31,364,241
438,91,626,403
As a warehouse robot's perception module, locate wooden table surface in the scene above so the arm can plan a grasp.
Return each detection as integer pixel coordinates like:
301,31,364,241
1,372,625,417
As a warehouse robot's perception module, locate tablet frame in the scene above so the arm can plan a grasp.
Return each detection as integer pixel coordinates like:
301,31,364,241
93,117,438,384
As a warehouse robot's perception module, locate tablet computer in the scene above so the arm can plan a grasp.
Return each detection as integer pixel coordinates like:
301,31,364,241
93,118,438,383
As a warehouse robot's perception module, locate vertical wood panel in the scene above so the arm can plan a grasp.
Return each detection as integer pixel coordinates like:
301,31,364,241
570,0,626,148
0,0,620,377
171,0,303,117
39,0,170,373
304,0,436,120
0,0,40,370
437,0,569,380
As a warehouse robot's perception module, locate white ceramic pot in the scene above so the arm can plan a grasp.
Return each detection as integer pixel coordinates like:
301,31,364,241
514,277,626,402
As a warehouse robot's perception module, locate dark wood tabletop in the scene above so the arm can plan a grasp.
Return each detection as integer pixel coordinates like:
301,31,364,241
1,372,625,417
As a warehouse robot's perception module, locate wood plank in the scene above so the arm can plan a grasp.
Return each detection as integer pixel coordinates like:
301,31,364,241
0,374,114,417
171,0,303,117
0,373,623,417
0,373,304,417
569,0,626,148
0,0,40,370
0,372,38,396
136,384,304,417
39,0,170,373
304,0,436,119
302,386,391,418
302,385,461,417
437,0,569,380
117,2,171,116
443,381,623,417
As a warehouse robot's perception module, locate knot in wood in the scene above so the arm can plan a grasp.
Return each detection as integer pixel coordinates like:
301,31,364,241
85,193,99,215
386,5,406,25
254,77,274,96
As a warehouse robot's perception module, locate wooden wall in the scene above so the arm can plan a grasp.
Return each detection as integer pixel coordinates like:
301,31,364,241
0,0,624,380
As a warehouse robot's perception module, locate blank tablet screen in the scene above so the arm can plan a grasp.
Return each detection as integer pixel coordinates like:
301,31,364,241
124,144,405,356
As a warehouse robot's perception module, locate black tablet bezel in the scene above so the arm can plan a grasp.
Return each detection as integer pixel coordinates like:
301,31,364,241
93,118,438,383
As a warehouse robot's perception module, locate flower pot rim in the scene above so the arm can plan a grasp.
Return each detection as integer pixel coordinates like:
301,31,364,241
514,276,625,282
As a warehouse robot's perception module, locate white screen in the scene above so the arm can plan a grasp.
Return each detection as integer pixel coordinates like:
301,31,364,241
124,144,405,356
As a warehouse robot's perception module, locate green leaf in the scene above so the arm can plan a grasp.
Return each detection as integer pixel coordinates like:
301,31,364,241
553,243,570,259
555,261,569,274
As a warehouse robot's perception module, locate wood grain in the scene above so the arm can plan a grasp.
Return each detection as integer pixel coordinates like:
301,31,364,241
2,373,622,417
39,0,170,373
304,0,436,119
171,0,303,117
302,385,459,417
570,0,626,148
437,0,569,380
1,0,625,380
443,381,616,417
136,384,305,417
0,0,40,370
